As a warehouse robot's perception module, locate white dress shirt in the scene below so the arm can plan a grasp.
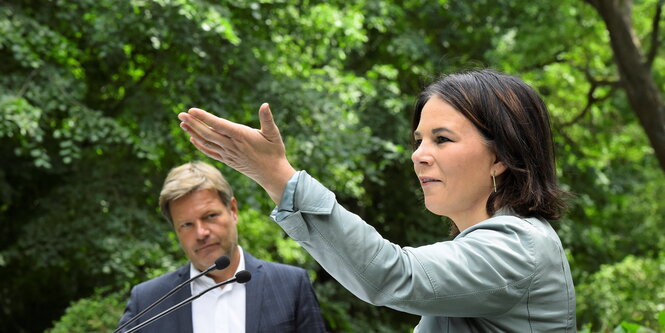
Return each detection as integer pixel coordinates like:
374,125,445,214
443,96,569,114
190,247,246,333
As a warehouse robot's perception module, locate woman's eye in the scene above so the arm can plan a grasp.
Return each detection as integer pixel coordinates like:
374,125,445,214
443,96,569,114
414,139,422,148
436,136,451,144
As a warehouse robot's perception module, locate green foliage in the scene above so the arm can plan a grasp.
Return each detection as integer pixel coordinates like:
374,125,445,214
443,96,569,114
46,288,126,333
579,311,665,333
576,254,665,331
1,0,664,332
237,208,312,267
315,280,417,332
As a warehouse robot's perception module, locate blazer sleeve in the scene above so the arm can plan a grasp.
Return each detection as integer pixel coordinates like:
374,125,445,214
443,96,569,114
116,286,139,332
294,269,327,332
273,171,537,317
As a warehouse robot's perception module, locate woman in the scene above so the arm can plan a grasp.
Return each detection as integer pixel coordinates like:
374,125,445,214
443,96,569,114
178,69,576,332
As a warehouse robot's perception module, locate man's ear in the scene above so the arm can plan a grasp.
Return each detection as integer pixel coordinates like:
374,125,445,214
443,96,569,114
229,197,239,222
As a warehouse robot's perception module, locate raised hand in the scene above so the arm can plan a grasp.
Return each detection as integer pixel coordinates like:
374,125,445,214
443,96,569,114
178,103,296,204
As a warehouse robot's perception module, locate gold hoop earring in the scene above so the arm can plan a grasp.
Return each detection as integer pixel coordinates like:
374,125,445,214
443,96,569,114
492,170,497,193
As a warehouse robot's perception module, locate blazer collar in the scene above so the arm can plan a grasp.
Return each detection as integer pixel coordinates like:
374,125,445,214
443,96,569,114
171,264,194,333
243,251,265,333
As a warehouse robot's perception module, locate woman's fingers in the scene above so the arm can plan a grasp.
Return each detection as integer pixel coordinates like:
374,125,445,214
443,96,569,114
258,103,281,141
179,113,235,149
189,137,219,159
186,108,242,138
180,110,251,168
179,113,210,138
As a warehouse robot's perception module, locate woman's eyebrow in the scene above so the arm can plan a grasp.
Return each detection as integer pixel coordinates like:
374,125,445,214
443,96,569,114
414,127,454,137
431,127,454,135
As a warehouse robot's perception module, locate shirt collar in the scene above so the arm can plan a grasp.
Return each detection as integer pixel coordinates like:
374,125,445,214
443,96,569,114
190,246,245,295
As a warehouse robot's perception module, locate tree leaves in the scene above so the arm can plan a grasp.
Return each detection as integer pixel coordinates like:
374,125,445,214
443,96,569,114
1,0,664,331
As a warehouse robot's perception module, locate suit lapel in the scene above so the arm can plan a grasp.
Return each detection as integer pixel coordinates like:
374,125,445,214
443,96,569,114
244,252,265,333
172,264,194,333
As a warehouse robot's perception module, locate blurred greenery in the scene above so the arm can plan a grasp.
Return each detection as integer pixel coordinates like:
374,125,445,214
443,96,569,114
45,288,126,333
577,254,665,331
1,0,664,332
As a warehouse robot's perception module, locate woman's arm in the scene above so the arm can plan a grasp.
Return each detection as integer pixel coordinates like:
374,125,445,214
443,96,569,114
275,171,537,317
178,104,536,317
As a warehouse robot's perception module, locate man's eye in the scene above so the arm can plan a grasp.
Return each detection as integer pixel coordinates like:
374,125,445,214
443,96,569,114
206,214,218,219
180,222,192,229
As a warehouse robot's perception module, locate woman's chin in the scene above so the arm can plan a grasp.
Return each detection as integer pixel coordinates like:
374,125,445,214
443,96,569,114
424,201,447,216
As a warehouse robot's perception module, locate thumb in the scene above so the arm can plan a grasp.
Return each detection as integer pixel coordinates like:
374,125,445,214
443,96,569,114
258,103,281,140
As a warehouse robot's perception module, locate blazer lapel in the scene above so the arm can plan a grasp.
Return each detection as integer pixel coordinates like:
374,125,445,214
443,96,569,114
172,264,194,333
244,252,265,333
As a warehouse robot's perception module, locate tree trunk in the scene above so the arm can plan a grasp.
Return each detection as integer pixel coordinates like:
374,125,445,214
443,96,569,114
584,0,665,172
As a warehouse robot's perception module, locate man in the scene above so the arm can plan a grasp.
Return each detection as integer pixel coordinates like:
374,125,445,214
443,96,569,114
117,161,326,333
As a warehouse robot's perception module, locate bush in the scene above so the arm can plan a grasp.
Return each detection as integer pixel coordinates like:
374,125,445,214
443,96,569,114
47,288,127,333
576,254,665,331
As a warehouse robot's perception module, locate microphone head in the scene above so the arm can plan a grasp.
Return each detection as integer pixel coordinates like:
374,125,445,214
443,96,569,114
214,256,231,270
235,270,252,283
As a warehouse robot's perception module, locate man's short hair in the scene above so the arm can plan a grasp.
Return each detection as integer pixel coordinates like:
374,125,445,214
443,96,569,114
159,161,234,225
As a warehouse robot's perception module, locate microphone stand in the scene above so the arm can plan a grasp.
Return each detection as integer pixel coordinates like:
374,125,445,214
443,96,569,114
114,256,230,333
124,270,251,333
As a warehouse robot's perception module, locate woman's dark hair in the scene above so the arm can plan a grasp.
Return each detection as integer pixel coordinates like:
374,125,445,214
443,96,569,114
412,69,567,220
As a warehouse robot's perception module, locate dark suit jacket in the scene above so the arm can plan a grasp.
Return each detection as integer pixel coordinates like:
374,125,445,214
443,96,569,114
117,252,326,333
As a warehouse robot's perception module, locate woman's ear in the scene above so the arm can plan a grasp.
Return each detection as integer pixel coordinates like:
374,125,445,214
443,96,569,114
492,159,507,177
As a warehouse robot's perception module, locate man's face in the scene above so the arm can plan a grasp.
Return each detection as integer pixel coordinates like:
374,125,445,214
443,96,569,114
170,189,238,272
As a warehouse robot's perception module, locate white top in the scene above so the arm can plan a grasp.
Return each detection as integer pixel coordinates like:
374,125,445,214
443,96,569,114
190,246,246,333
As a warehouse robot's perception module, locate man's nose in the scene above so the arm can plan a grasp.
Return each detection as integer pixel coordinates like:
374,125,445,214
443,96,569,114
195,221,210,239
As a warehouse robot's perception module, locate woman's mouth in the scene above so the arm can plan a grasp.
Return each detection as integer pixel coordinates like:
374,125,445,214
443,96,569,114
419,177,442,185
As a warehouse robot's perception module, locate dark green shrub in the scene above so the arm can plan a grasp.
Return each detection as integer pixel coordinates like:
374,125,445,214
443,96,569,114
577,254,665,331
47,288,126,333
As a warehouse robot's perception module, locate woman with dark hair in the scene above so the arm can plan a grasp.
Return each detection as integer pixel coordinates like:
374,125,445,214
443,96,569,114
178,69,576,332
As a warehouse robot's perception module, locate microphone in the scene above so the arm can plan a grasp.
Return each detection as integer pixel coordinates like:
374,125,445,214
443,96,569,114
114,256,230,333
124,270,252,333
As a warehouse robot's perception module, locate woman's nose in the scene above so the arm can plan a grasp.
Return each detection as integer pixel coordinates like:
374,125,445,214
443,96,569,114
411,144,433,166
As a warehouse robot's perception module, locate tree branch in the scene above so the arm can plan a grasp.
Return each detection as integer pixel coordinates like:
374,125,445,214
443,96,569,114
561,66,619,128
646,0,664,67
105,63,156,119
521,50,566,72
581,0,665,172
16,68,40,98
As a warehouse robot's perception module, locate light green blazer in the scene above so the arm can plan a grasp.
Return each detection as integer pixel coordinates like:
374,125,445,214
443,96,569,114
272,171,576,332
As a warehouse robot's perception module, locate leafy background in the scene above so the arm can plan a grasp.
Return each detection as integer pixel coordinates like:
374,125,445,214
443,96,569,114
1,0,664,332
